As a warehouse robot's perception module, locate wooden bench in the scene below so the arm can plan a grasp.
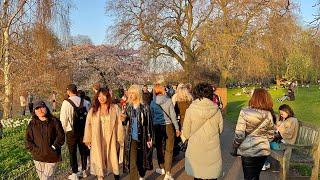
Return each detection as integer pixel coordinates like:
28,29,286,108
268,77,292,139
270,121,320,180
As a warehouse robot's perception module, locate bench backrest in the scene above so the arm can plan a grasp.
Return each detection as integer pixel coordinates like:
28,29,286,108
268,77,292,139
295,121,320,146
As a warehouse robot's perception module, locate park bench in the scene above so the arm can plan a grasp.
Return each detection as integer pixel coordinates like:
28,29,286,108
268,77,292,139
270,121,320,180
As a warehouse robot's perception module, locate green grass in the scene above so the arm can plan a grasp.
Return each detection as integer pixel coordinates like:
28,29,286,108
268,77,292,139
226,85,320,126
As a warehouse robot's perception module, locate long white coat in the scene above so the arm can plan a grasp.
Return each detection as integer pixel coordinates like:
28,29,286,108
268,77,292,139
182,98,223,179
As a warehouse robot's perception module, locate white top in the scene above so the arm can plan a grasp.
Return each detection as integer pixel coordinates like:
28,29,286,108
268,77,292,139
60,95,90,132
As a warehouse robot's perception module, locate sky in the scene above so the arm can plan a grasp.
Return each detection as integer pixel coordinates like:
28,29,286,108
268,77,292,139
70,0,319,45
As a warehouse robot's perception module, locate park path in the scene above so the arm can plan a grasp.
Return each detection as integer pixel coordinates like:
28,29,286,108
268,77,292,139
64,120,280,180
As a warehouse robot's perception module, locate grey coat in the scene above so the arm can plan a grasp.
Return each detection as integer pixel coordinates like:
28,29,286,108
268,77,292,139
234,107,274,157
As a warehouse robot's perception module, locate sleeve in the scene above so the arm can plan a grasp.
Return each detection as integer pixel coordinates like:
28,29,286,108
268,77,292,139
182,108,191,139
169,100,179,130
278,119,296,140
25,122,39,154
60,100,70,132
216,110,223,135
83,109,93,144
53,119,65,148
233,110,247,148
115,105,125,145
122,106,130,126
146,106,153,139
266,113,275,141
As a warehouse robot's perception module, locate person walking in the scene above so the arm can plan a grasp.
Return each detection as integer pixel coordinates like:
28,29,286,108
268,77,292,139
83,88,124,180
25,101,65,180
20,94,27,116
182,83,223,180
27,92,34,114
231,88,275,180
60,84,91,180
120,84,153,180
150,84,181,180
51,91,57,112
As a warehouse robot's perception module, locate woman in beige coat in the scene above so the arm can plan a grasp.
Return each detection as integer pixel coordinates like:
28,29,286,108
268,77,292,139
83,88,124,180
182,83,223,180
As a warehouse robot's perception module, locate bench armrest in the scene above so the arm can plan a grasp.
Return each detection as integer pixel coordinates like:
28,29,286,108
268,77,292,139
281,143,313,149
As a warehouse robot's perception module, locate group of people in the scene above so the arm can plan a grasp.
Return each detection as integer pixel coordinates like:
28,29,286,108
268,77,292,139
231,88,299,179
24,81,299,180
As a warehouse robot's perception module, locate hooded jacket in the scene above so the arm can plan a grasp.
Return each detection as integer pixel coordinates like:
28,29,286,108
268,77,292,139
182,98,223,179
26,116,65,163
153,95,179,130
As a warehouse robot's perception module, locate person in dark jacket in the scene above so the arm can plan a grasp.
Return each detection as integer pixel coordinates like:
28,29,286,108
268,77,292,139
25,101,65,180
142,84,152,105
120,84,153,180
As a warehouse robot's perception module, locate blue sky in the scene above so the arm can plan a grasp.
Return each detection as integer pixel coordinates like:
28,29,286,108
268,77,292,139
70,0,319,45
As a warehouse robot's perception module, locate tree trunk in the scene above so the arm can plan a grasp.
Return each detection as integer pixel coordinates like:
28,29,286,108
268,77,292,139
3,27,12,119
219,69,229,88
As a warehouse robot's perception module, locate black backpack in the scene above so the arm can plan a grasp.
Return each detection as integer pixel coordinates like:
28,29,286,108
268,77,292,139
66,98,88,134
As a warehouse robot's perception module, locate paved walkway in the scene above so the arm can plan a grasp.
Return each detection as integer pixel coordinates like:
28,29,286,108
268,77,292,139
66,120,280,180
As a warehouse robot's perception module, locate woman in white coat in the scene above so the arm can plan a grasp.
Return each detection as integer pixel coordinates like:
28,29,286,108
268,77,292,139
182,83,223,180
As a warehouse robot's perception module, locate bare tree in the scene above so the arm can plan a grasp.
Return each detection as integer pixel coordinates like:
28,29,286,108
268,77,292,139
0,0,72,119
107,0,216,82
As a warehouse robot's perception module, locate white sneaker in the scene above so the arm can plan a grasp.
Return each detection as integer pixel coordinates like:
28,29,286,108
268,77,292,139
262,162,270,171
164,172,174,180
155,168,165,175
68,173,79,180
139,177,145,180
82,170,88,178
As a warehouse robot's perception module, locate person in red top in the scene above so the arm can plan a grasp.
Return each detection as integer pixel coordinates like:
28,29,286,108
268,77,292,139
212,85,223,109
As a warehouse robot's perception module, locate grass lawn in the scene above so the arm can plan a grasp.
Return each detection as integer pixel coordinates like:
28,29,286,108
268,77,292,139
226,85,320,177
226,85,320,126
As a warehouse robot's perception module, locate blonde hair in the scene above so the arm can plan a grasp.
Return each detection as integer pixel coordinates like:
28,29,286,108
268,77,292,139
176,83,193,102
127,84,143,105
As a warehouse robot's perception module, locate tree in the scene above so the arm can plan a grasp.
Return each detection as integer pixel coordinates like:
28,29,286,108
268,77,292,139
107,0,215,82
60,44,150,90
0,0,72,119
71,34,93,45
198,0,293,86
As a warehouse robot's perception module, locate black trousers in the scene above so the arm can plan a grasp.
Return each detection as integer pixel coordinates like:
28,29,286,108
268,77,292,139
28,103,33,114
130,140,146,180
66,131,89,173
241,156,267,180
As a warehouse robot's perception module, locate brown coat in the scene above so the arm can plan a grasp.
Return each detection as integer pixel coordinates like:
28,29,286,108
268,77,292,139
83,104,124,176
276,117,299,144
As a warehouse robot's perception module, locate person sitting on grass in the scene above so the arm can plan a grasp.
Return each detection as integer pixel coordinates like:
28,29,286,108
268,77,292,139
278,88,295,102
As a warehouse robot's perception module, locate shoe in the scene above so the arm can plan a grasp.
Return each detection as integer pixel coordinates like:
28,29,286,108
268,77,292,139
164,172,174,180
139,177,145,180
68,173,79,180
262,162,270,171
156,168,165,175
82,170,88,178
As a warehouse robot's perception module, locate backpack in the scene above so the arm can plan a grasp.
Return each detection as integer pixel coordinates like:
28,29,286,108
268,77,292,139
66,98,88,134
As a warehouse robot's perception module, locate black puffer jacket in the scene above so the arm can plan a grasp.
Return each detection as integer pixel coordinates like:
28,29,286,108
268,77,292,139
25,116,65,163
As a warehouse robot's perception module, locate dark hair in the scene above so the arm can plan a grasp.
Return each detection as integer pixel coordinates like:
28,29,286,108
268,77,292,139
193,83,213,100
92,88,112,114
32,104,53,120
279,104,295,119
67,84,77,94
78,90,87,99
249,88,273,111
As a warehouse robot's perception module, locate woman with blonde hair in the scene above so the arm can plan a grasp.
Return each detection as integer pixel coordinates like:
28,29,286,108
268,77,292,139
231,88,275,180
83,88,124,180
174,83,193,128
120,84,153,180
